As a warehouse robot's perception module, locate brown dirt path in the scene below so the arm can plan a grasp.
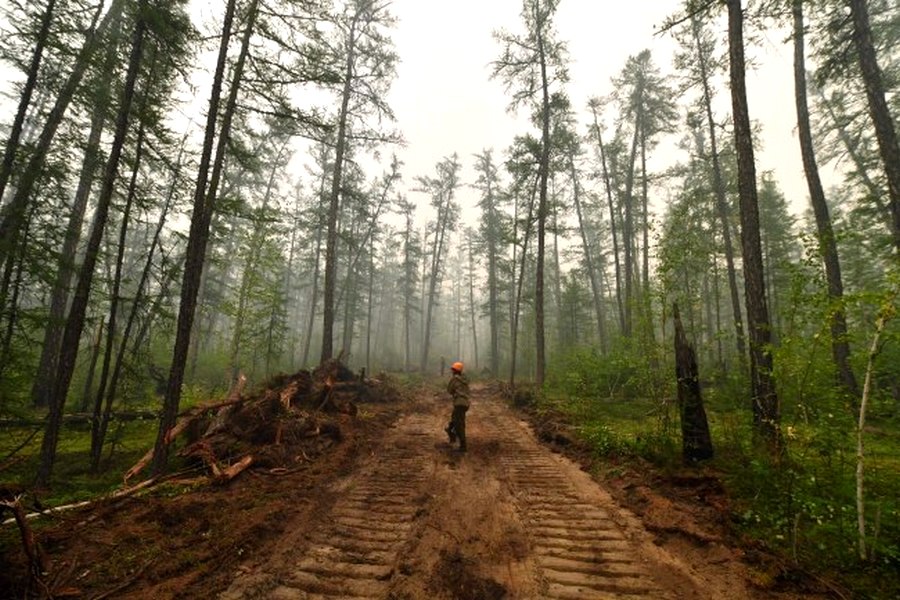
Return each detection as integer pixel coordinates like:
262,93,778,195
217,385,825,600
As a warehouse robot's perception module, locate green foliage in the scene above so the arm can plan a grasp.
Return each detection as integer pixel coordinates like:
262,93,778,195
0,419,159,506
545,338,668,402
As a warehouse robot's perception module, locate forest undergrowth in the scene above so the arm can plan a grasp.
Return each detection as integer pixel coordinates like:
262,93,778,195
536,345,900,600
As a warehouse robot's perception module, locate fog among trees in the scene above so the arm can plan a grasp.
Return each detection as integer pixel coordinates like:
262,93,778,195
0,0,897,508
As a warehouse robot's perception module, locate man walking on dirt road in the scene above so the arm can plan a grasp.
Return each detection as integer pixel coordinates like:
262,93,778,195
445,361,470,452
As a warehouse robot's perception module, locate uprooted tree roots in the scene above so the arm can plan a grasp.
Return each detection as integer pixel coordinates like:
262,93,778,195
126,360,405,485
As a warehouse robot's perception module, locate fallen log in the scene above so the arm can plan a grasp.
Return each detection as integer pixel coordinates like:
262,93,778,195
123,376,247,484
216,455,253,484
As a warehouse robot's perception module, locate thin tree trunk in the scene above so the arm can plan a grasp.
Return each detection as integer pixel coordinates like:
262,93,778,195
0,0,57,204
402,210,413,372
726,0,781,455
0,204,34,375
570,153,607,351
691,13,747,363
153,0,245,475
590,105,625,335
29,10,123,408
622,120,640,338
856,300,893,560
534,5,551,387
640,122,650,296
815,86,892,225
37,5,146,485
467,237,479,371
229,142,286,381
78,322,104,412
421,193,450,373
95,142,179,472
848,0,900,254
0,0,125,269
487,202,500,376
510,177,538,388
793,0,858,397
89,111,147,472
321,12,360,363
366,239,375,374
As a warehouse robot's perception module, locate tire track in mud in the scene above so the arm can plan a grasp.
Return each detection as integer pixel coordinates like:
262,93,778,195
478,400,676,600
222,392,698,599
221,412,436,600
279,412,434,599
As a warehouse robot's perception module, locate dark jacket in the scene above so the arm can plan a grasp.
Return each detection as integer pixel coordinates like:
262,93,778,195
447,373,470,407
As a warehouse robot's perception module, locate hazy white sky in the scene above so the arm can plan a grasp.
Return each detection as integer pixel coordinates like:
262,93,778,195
386,0,824,222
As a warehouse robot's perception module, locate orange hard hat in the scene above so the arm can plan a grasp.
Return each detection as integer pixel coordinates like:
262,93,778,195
451,361,464,372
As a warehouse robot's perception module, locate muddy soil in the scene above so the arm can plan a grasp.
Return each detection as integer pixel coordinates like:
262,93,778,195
2,384,833,599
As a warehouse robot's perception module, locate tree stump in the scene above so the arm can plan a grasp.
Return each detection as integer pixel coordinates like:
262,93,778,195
673,303,714,463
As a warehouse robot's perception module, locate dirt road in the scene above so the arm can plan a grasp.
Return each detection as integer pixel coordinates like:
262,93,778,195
217,385,800,600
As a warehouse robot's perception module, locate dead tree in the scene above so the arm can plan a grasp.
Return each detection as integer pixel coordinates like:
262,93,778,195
673,303,713,463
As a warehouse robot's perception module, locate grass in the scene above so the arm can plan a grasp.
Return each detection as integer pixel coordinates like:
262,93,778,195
1,416,160,506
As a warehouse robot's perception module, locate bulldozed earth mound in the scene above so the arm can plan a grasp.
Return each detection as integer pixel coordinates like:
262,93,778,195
0,362,412,599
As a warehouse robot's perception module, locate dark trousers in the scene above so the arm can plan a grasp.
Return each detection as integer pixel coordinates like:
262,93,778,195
448,405,468,449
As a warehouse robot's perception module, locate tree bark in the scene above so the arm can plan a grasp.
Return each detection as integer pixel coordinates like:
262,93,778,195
0,0,57,204
0,0,125,269
590,104,626,336
321,11,360,363
29,7,123,408
691,12,747,364
569,152,607,351
848,0,900,254
534,3,551,387
36,4,146,485
725,0,781,456
89,110,147,472
673,303,714,463
792,0,858,397
152,0,244,475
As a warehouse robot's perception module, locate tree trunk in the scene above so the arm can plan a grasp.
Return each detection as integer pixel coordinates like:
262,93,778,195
640,121,650,296
421,192,450,373
510,177,538,388
321,13,360,363
590,105,625,335
848,0,900,254
0,0,125,269
302,176,328,367
0,0,57,204
89,111,147,472
366,239,375,374
570,152,607,351
153,0,245,475
0,205,34,376
467,236,479,370
95,141,179,472
622,120,640,338
725,0,781,456
486,202,500,376
673,303,714,463
229,142,285,380
793,0,858,397
29,9,123,408
36,5,146,486
815,86,892,226
691,13,746,363
534,7,551,387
